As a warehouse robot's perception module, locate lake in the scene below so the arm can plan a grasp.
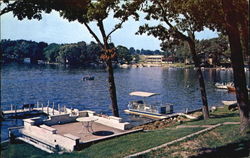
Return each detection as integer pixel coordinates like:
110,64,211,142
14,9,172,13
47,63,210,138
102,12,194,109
1,63,249,141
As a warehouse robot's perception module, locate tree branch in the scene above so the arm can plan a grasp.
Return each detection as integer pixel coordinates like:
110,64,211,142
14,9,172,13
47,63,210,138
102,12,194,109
155,0,190,42
0,2,16,16
107,19,125,39
97,20,108,46
83,22,103,48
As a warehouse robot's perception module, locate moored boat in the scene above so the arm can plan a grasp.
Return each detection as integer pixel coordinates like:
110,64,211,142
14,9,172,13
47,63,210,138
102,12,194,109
227,85,250,92
124,91,173,119
82,76,94,81
222,100,237,106
227,85,236,92
215,82,233,89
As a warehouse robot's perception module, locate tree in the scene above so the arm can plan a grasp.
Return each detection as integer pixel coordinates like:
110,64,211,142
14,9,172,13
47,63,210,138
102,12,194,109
129,47,136,55
195,35,230,67
43,43,60,63
133,0,210,119
56,44,83,65
173,0,249,133
116,45,132,64
1,39,47,63
0,0,138,117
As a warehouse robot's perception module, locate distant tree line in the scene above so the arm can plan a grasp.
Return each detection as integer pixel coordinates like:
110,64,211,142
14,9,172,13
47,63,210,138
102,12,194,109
0,39,136,66
1,36,231,66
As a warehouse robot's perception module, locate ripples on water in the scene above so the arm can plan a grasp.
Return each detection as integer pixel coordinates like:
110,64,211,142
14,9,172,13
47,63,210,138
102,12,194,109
1,63,250,141
2,63,249,117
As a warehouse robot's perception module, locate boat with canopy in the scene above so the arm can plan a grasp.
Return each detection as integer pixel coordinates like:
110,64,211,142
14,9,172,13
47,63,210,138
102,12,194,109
124,91,173,119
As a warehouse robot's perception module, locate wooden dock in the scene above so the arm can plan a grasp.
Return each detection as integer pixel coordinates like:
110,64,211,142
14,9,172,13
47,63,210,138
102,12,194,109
2,105,71,118
124,110,197,120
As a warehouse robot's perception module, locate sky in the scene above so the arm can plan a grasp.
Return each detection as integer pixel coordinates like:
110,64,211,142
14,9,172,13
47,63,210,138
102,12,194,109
1,10,218,50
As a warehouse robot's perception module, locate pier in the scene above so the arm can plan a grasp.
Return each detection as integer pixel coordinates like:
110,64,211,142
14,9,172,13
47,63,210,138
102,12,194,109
2,101,72,119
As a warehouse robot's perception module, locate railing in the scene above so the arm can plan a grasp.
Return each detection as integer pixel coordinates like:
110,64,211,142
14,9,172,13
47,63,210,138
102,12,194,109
8,126,24,138
8,126,60,153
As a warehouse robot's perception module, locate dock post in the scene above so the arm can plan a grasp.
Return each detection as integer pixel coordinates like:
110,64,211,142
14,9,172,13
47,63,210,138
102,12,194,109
11,104,13,111
15,105,17,117
58,104,60,114
41,103,44,112
47,101,49,115
29,104,31,112
64,106,66,113
52,102,55,115
37,101,39,109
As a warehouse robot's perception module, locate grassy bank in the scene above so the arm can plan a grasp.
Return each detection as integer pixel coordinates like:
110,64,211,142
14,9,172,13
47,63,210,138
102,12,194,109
1,106,249,158
144,124,250,158
1,128,203,158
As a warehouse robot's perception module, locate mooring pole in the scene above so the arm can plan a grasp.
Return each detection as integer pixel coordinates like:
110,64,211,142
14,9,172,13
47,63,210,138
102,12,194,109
37,101,39,109
52,102,55,115
47,101,49,114
15,105,17,116
11,104,13,111
41,103,44,112
58,104,60,114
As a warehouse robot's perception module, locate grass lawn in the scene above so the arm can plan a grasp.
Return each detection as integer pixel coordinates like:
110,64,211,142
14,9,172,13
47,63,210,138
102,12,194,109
1,106,248,158
183,107,240,126
143,124,250,158
1,128,203,158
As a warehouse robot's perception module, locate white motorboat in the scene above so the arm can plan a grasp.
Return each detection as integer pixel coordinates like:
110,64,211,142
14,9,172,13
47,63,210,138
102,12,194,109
215,82,233,89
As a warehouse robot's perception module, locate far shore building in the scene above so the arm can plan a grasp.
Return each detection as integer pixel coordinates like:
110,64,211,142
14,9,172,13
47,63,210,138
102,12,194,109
139,55,176,64
140,55,164,64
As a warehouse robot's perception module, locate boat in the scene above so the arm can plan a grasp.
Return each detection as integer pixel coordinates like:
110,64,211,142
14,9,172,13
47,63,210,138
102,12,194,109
124,91,173,119
227,85,236,92
222,100,237,106
215,82,233,89
227,85,250,92
82,76,94,81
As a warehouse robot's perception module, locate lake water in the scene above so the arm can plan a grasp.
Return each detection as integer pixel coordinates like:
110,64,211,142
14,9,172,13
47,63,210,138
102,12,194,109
1,63,249,141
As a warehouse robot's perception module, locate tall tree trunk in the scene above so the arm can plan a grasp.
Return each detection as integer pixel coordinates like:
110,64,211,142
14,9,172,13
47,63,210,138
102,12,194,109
227,26,249,133
222,0,250,133
228,28,249,133
106,59,119,117
188,39,209,119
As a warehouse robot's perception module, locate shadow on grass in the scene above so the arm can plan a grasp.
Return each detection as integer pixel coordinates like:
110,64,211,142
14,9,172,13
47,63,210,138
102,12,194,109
190,139,250,158
184,112,239,125
210,113,239,119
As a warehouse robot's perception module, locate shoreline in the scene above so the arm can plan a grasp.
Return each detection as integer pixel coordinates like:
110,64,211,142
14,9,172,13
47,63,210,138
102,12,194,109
3,62,249,72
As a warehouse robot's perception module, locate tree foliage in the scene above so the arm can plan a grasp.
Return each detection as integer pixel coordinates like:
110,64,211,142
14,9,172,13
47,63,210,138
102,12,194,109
0,0,143,117
0,39,47,63
168,0,249,133
130,0,210,119
116,45,132,64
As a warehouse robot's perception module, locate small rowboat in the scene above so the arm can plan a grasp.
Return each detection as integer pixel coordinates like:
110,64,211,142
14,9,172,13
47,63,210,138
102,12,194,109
227,85,236,92
82,76,94,81
215,82,233,89
227,85,250,92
